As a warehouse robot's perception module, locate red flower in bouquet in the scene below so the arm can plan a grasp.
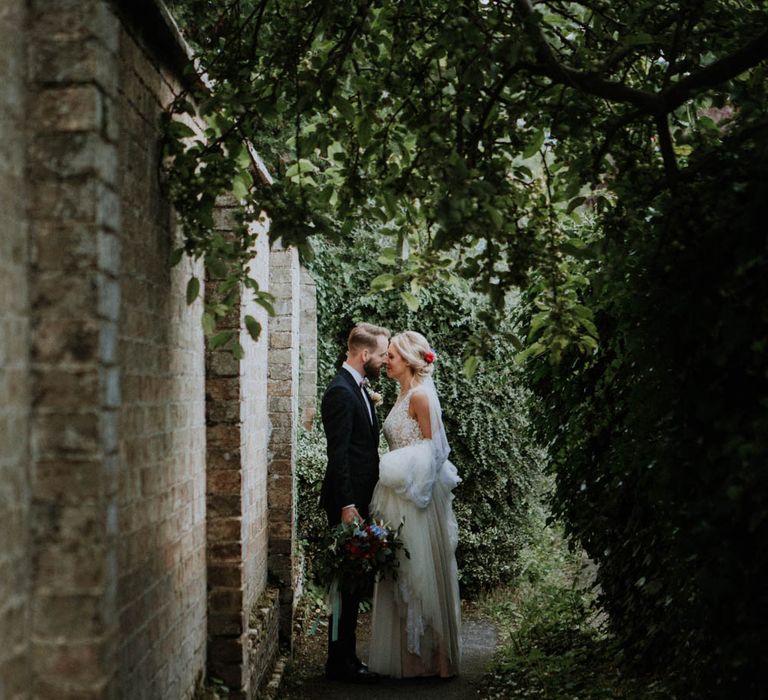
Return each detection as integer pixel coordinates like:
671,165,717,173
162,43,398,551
316,519,406,595
317,519,408,642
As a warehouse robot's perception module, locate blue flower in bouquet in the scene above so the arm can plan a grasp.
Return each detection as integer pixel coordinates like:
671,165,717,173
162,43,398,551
369,523,387,540
315,518,406,595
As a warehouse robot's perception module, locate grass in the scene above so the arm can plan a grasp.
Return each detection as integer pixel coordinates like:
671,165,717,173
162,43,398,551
477,518,671,699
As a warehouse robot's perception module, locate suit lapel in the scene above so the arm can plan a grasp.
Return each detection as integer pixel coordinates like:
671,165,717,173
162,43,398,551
339,368,378,437
364,388,379,436
340,368,369,419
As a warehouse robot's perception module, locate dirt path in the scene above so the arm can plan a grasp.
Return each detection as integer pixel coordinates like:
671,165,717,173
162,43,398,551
279,606,498,699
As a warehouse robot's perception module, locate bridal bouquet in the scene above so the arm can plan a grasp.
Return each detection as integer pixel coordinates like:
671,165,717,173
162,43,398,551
316,519,407,641
316,519,407,595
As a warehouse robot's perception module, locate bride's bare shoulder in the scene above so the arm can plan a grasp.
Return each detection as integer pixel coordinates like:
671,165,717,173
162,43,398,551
408,389,430,415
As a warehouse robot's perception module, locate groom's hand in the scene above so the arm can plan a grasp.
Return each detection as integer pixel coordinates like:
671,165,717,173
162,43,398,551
341,505,362,525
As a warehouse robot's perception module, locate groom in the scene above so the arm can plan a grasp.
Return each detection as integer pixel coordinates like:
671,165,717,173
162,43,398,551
320,322,390,683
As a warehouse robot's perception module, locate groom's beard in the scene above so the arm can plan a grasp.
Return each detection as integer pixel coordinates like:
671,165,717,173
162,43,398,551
363,359,381,380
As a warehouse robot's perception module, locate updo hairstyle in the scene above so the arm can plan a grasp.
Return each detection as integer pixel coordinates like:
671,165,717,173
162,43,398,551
390,331,434,384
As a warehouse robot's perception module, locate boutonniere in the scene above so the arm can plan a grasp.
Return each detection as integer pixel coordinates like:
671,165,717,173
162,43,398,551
362,378,383,407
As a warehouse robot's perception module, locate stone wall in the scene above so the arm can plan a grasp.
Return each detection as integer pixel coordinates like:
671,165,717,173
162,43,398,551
267,243,301,643
26,0,122,696
205,203,274,697
0,3,30,699
300,268,318,431
115,9,206,698
0,1,315,697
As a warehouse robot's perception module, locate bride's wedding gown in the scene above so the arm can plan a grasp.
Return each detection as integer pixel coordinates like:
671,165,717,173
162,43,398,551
368,388,461,678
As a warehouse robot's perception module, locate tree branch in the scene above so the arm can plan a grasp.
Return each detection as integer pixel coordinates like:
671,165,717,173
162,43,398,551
514,0,768,116
654,112,677,182
659,28,768,112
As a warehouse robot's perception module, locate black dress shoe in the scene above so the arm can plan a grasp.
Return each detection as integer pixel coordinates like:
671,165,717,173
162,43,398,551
325,662,380,684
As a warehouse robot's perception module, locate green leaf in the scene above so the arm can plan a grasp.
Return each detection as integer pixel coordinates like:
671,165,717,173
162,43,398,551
256,296,275,316
334,96,356,122
358,118,373,147
169,247,185,267
202,312,216,336
523,130,545,159
371,273,395,291
168,120,195,138
463,355,480,378
186,277,200,305
209,330,234,349
401,291,419,311
487,206,503,230
232,170,253,199
245,314,261,341
514,342,546,364
377,247,398,266
697,116,719,133
232,339,245,360
566,196,586,214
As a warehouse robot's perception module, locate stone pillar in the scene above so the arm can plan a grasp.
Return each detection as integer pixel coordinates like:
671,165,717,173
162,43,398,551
299,267,318,431
206,202,278,698
0,3,31,699
267,241,301,644
26,1,121,697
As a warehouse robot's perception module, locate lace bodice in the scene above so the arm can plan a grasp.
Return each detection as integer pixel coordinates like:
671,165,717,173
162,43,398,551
383,390,425,450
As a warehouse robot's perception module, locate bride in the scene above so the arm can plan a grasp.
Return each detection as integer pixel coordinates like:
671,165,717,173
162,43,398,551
368,331,461,678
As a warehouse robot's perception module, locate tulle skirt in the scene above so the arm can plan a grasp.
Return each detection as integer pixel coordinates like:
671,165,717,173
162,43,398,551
368,466,461,678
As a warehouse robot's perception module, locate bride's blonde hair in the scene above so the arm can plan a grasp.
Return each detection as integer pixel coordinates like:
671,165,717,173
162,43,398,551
390,331,434,384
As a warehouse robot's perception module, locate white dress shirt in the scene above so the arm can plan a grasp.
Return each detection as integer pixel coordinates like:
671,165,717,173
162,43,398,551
342,361,373,425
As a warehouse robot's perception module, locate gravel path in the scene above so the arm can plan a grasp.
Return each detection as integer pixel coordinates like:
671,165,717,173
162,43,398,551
279,606,498,699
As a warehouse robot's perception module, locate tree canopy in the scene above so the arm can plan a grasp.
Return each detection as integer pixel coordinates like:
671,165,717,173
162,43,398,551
166,0,767,361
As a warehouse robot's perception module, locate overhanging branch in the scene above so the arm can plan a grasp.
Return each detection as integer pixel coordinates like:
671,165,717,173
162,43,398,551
514,0,768,116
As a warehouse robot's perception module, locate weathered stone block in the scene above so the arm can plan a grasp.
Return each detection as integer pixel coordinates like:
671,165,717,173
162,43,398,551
29,0,120,52
206,377,240,402
34,85,104,132
208,350,240,378
208,564,243,589
209,612,244,637
207,516,242,541
28,37,118,95
208,588,244,614
29,132,117,184
207,424,241,451
208,470,243,496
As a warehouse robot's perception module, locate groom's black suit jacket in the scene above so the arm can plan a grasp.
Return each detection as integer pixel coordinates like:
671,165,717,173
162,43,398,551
320,368,380,526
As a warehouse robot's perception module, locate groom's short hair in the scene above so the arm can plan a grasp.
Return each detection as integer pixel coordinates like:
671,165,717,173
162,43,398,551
348,322,390,354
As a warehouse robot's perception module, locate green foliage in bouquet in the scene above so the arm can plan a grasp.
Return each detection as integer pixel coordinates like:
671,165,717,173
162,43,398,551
313,520,406,596
299,226,544,598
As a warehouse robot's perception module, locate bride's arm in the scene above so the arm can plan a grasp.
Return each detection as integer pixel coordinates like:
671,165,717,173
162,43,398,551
408,391,432,439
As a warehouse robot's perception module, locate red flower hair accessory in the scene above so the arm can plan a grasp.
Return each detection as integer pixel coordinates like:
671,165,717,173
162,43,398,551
424,349,436,364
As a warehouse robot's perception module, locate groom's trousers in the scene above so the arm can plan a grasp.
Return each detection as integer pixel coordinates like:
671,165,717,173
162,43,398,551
327,588,361,668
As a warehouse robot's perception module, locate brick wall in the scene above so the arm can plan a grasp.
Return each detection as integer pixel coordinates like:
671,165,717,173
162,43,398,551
0,3,31,699
0,2,313,697
267,242,301,642
205,203,273,697
241,218,271,617
25,1,122,697
115,11,206,700
299,267,317,430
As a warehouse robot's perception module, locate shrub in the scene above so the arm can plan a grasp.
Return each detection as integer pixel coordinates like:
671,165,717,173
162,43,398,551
300,230,543,597
523,129,768,696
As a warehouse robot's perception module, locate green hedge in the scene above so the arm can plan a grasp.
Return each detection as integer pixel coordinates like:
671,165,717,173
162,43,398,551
523,130,768,696
298,231,543,597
